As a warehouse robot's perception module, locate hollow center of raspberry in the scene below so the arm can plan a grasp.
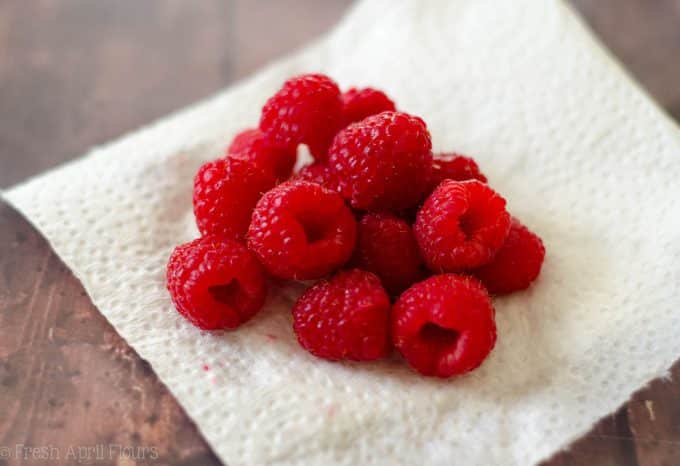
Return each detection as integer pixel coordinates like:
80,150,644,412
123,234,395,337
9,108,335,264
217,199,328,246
208,280,243,309
420,323,460,352
298,217,329,244
458,215,474,239
458,211,483,239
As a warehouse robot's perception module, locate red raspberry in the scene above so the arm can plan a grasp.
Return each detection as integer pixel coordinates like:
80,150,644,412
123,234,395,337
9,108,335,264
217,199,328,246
247,180,357,280
166,236,267,330
292,162,339,192
474,218,545,295
414,180,511,271
260,73,342,162
329,111,433,211
429,153,487,189
392,274,496,377
292,269,390,361
227,128,297,181
352,213,424,295
193,157,275,240
341,87,396,125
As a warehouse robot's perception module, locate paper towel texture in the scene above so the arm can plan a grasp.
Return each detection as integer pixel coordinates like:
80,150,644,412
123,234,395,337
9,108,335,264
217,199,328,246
5,0,680,465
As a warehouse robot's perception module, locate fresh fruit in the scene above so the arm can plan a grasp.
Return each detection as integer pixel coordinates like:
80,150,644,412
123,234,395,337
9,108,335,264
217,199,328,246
429,153,487,188
474,218,545,295
166,236,267,330
193,157,275,240
247,180,357,280
293,269,391,361
292,162,339,192
169,72,549,380
352,212,424,295
260,73,343,161
392,274,496,377
329,111,433,211
414,180,511,271
227,128,297,181
341,87,396,125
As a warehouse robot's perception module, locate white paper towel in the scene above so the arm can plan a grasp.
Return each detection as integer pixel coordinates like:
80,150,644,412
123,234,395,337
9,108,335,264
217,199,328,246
5,0,680,465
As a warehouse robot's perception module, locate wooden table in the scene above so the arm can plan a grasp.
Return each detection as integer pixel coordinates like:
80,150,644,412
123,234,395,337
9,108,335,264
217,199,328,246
1,1,678,465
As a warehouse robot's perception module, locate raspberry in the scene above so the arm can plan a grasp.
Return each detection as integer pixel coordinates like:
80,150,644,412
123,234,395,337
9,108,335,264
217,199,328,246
352,213,424,295
474,218,545,295
341,87,396,125
292,269,390,361
193,157,276,240
429,153,487,189
292,162,339,192
414,180,511,271
247,180,357,280
227,128,297,181
166,236,267,330
329,111,433,211
260,73,342,162
391,274,496,377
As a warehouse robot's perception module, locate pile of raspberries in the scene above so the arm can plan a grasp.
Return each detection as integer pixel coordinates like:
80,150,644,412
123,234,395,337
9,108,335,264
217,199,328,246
166,73,545,378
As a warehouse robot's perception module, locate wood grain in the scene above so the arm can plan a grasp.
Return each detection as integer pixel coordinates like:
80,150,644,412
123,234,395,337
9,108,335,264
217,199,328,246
1,1,679,465
0,203,222,466
0,0,351,188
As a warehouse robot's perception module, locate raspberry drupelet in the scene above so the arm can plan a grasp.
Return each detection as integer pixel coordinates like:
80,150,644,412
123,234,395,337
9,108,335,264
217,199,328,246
247,180,357,280
166,237,267,330
392,274,496,378
329,111,433,211
193,157,276,240
474,218,545,295
293,269,391,361
260,73,343,162
227,128,297,181
414,180,511,271
352,212,425,295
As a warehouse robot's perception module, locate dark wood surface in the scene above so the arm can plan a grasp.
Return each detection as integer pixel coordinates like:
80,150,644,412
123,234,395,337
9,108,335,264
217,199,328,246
1,1,678,465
